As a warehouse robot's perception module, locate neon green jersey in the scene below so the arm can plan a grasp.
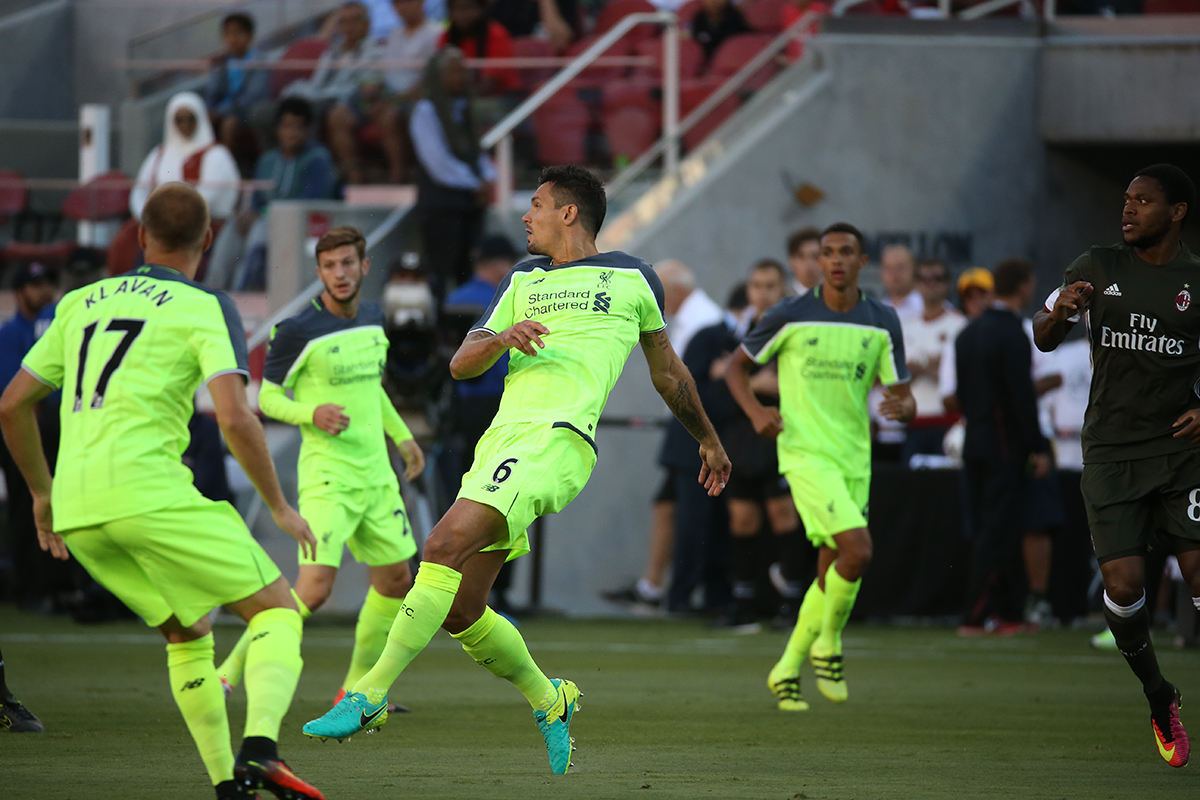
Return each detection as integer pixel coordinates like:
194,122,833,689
472,252,666,444
741,287,910,479
21,266,250,531
259,298,411,493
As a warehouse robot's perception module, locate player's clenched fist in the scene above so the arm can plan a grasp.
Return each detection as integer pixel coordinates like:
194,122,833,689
500,320,550,357
1051,280,1093,322
750,406,784,439
313,403,350,435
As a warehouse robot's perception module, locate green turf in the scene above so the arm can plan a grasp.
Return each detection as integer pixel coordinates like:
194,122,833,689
2,607,1196,799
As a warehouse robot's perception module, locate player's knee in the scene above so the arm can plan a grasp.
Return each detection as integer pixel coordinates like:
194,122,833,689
375,563,414,598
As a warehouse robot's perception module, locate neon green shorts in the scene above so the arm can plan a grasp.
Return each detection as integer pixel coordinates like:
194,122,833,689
784,457,870,549
299,483,417,568
457,421,598,560
63,494,281,628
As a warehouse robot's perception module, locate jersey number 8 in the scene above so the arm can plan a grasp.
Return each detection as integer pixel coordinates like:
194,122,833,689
74,318,146,412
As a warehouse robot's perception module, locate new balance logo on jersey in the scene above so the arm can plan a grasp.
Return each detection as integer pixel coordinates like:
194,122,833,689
482,483,500,492
592,292,611,314
180,678,206,691
1104,284,1122,297
251,632,270,642
529,277,545,285
807,337,819,346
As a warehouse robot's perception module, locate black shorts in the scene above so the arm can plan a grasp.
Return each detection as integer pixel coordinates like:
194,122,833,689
725,470,791,503
654,472,675,503
1023,465,1066,534
1080,449,1200,563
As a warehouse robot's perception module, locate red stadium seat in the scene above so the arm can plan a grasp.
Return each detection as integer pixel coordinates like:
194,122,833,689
744,0,788,32
532,95,590,165
709,33,778,90
603,80,660,117
632,36,705,81
61,171,131,222
0,171,28,221
564,35,634,90
680,78,739,150
512,36,558,91
676,0,702,26
595,0,660,49
605,106,659,163
269,37,330,99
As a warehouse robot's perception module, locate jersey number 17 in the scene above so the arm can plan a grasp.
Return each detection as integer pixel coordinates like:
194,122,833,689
74,318,146,412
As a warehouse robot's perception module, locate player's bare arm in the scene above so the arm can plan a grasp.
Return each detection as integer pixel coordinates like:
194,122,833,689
1174,408,1200,443
1033,280,1093,352
396,438,425,481
0,369,66,560
725,345,784,438
449,322,550,379
313,403,350,435
209,373,318,560
640,329,731,496
877,380,917,424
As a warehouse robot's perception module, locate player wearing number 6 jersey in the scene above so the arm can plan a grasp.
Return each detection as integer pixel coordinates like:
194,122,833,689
0,184,325,800
303,165,732,774
1034,164,1200,769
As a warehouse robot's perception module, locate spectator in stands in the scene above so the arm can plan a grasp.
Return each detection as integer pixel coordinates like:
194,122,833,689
939,267,994,415
205,13,270,124
491,0,578,51
284,1,382,114
206,97,338,290
441,0,520,97
411,47,496,294
0,263,68,612
658,259,725,356
954,257,1051,636
691,0,750,62
786,227,822,297
327,0,441,184
900,258,965,459
880,243,922,319
719,260,808,632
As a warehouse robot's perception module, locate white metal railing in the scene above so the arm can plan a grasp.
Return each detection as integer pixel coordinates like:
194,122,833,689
244,203,409,349
605,10,816,201
479,11,679,212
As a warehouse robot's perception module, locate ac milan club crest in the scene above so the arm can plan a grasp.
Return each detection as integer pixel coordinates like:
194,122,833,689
1178,287,1192,312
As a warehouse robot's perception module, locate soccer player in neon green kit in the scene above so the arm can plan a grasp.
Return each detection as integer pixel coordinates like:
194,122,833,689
0,184,325,800
218,226,425,708
303,165,732,773
727,223,916,710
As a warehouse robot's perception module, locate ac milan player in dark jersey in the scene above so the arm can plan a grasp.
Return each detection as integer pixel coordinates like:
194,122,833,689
1034,163,1200,769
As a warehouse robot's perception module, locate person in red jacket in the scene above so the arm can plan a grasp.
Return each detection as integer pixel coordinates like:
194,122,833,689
440,0,519,96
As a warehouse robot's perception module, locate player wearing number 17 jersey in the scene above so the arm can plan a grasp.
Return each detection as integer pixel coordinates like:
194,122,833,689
1034,164,1200,768
303,165,732,774
0,184,324,800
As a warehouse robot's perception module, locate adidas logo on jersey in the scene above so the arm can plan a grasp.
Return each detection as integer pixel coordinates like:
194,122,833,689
1103,284,1122,297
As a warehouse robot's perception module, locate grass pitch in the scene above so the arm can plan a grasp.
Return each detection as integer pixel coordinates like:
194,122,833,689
2,607,1197,799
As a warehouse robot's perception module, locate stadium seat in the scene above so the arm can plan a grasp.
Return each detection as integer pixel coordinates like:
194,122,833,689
595,0,660,49
532,95,590,165
744,0,788,32
709,33,778,91
512,36,558,91
269,36,329,99
632,36,705,82
604,106,659,163
4,171,132,271
680,79,739,150
676,0,702,27
603,80,660,119
0,170,28,223
564,35,634,90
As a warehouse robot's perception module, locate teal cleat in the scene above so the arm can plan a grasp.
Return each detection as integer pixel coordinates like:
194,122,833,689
534,678,581,774
302,691,388,742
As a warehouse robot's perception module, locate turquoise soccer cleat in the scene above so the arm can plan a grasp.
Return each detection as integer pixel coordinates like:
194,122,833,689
302,691,388,742
534,678,581,775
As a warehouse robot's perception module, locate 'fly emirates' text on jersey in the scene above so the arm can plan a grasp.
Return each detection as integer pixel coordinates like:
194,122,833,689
1045,242,1200,464
741,287,910,479
472,252,667,443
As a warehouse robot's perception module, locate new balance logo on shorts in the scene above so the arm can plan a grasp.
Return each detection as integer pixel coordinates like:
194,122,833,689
592,292,611,314
252,632,270,642
181,678,206,691
483,484,500,492
1104,284,1123,297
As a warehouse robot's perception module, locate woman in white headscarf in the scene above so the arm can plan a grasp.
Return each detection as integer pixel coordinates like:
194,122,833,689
129,92,241,220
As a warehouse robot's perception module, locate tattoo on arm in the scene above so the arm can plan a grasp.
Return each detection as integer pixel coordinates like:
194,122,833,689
666,376,711,443
465,330,492,343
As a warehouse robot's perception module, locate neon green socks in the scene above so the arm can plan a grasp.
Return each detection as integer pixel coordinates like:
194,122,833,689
452,606,557,711
778,580,825,673
166,633,232,785
219,590,309,689
344,587,405,691
353,562,462,703
242,607,304,740
815,564,862,654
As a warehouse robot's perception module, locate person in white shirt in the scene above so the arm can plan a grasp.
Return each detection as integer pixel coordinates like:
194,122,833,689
786,227,822,297
901,259,966,459
285,2,382,108
657,259,725,357
880,243,923,319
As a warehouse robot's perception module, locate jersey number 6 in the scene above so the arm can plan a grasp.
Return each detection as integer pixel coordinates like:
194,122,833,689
493,458,519,484
74,318,146,412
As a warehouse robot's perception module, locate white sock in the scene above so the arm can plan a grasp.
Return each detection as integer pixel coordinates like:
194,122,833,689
636,578,664,602
1103,590,1146,618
